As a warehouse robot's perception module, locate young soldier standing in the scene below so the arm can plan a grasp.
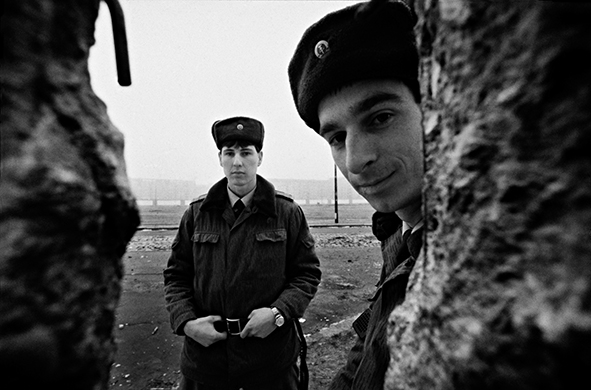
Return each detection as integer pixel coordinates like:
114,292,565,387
288,1,424,389
164,116,321,390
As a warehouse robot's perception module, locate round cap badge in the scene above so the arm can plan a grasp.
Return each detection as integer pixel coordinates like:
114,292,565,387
314,40,329,59
237,124,244,130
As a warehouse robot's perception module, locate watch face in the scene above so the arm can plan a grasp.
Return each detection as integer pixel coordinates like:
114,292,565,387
276,316,285,327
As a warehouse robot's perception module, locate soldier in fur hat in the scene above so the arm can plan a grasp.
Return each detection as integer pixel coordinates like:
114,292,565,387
288,1,424,389
164,116,321,389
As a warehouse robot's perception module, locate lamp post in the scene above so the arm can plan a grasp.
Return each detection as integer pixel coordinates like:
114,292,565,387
334,164,339,223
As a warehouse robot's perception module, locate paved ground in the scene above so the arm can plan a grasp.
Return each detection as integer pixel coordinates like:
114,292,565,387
109,228,381,390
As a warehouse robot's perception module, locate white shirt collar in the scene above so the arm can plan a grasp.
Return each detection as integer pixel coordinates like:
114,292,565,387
402,217,424,235
227,186,256,208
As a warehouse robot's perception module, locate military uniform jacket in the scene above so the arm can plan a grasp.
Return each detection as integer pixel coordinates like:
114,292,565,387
163,175,321,384
329,212,423,390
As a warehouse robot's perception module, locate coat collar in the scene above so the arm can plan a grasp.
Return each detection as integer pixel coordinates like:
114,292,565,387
200,175,277,218
371,211,402,241
372,211,423,257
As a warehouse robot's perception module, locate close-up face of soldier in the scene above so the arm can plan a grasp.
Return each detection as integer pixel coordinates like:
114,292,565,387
318,78,423,217
219,141,263,196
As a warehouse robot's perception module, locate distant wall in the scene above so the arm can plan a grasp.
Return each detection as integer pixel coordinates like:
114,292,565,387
130,177,368,205
386,1,591,389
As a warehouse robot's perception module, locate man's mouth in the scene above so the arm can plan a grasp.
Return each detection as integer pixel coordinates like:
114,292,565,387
355,171,395,194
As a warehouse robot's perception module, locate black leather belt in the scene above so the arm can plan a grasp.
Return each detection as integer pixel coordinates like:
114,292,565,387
214,318,249,336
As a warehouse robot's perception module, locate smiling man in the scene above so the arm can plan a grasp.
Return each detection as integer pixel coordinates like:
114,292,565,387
288,1,424,389
318,80,423,223
164,116,321,390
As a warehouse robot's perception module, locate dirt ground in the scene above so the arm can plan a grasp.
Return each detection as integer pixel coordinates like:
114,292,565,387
109,227,381,390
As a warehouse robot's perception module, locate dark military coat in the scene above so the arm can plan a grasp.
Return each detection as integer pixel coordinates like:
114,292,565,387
329,212,423,390
163,175,321,385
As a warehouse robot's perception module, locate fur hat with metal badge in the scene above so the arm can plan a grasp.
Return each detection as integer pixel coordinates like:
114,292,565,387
288,0,420,132
211,116,265,150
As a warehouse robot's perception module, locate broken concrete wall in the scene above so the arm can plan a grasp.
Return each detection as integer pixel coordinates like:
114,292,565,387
1,0,139,388
387,1,591,389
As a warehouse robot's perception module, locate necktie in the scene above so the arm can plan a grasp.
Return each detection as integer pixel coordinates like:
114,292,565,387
233,199,245,218
407,227,423,259
396,228,413,263
402,228,412,244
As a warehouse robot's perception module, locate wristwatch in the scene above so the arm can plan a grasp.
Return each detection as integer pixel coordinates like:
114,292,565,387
271,307,285,327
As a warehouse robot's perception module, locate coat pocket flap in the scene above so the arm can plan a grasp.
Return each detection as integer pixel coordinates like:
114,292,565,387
255,229,287,242
192,232,220,243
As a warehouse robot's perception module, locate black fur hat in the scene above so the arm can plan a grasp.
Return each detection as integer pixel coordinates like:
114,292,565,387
211,116,264,150
288,0,420,131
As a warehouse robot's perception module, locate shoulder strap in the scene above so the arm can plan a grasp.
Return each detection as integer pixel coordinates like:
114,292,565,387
294,319,309,390
275,190,294,202
190,193,207,205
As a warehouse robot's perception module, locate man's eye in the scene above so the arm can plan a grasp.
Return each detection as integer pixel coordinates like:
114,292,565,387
328,133,346,147
372,112,394,126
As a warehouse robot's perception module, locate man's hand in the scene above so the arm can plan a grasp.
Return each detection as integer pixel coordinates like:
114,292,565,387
240,308,276,339
183,315,227,347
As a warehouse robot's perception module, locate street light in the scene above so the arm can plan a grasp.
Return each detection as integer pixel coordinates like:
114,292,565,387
334,163,339,223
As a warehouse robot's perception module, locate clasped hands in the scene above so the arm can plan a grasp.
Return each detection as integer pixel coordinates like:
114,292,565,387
183,307,277,347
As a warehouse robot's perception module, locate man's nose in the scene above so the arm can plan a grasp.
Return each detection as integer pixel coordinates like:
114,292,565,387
232,156,243,166
345,132,376,174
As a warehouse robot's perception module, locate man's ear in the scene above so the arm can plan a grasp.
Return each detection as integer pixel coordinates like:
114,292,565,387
218,150,222,167
258,150,263,166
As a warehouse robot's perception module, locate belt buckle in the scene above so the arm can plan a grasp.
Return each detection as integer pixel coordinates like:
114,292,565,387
226,318,242,335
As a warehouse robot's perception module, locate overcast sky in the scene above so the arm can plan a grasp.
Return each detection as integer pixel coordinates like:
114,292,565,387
89,0,355,188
